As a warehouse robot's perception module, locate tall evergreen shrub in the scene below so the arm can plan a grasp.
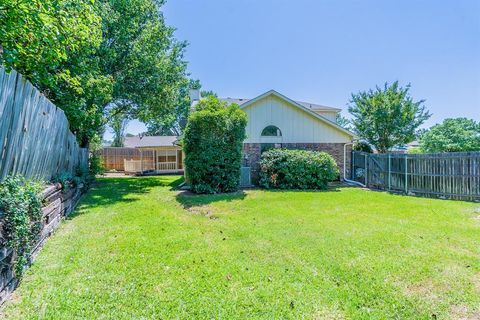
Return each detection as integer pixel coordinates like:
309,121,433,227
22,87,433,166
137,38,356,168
183,97,247,193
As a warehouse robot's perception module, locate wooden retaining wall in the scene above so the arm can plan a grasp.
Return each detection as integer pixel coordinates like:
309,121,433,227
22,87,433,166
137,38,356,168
0,183,85,305
351,151,480,201
0,67,88,182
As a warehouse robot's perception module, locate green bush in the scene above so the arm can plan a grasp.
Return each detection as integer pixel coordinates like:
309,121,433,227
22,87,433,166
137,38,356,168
0,176,43,277
259,149,339,190
183,96,247,194
353,141,373,153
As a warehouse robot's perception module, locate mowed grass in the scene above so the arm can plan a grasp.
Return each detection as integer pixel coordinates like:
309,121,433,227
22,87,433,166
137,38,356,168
2,176,480,319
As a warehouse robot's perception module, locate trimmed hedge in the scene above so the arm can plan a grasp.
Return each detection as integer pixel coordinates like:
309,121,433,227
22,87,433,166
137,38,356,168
259,149,339,189
183,96,247,194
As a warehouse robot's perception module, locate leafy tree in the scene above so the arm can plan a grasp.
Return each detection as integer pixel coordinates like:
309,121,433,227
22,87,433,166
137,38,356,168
1,0,188,147
335,114,351,129
97,0,188,128
145,79,200,136
420,118,480,153
353,141,373,153
183,97,247,193
0,0,101,90
0,0,109,146
201,90,217,98
348,82,430,153
109,108,130,147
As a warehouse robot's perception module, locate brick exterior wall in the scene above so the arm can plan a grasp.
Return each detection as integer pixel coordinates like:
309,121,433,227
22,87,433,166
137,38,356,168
243,143,352,184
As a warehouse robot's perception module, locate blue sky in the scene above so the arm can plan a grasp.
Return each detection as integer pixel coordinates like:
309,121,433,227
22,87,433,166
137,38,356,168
106,0,479,139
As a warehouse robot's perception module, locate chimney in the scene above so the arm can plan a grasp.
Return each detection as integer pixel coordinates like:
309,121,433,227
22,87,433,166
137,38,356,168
189,89,201,102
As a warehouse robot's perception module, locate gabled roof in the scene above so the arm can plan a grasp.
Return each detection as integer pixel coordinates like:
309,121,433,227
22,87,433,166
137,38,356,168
124,136,179,148
221,97,341,112
233,90,354,137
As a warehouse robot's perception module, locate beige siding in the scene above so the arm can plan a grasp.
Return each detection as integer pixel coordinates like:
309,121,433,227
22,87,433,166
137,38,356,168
243,95,351,144
313,110,337,122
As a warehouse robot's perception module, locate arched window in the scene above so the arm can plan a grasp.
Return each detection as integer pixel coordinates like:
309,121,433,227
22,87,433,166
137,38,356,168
261,125,282,137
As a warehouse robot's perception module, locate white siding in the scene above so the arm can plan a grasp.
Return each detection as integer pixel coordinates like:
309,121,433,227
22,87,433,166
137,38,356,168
243,96,351,144
313,110,337,122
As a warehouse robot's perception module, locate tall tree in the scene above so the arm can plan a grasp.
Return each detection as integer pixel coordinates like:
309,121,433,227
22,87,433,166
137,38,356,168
0,0,110,146
348,82,430,153
109,107,130,147
420,118,480,153
0,0,101,90
335,114,351,129
145,79,200,136
97,0,188,127
1,0,188,147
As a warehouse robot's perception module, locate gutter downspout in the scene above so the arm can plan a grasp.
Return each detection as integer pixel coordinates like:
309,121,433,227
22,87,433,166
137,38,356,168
343,142,366,187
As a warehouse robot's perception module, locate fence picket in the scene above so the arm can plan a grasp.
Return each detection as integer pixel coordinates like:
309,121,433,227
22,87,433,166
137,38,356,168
0,67,88,182
351,151,480,201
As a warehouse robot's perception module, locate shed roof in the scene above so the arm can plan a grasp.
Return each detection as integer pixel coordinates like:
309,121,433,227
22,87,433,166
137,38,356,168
124,136,179,148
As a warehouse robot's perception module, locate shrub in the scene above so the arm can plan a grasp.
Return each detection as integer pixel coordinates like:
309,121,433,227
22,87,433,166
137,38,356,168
0,176,43,277
183,96,247,194
259,149,339,190
353,141,373,153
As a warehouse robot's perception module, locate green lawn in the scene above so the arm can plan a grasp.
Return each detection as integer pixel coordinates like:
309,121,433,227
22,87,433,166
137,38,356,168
2,176,480,319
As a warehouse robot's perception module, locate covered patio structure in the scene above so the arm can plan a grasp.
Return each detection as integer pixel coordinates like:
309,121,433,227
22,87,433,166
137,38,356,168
121,136,183,175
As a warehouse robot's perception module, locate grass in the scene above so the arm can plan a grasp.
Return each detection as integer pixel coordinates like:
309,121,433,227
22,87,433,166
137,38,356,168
2,176,480,319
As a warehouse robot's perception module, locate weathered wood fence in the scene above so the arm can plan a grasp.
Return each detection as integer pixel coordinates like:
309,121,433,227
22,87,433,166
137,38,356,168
0,67,88,182
351,151,480,201
100,147,155,171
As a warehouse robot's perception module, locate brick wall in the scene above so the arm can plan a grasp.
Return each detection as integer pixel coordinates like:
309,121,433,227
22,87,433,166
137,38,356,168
243,143,352,184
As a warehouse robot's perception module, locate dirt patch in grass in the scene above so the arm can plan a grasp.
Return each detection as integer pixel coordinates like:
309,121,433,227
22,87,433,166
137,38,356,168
449,304,480,320
473,273,480,293
185,205,218,219
403,279,440,303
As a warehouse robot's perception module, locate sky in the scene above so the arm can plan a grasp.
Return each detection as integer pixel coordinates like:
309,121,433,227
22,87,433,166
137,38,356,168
106,0,480,140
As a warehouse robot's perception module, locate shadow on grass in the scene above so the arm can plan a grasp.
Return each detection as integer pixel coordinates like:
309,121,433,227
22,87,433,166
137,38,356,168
175,183,348,209
176,190,247,209
260,187,342,193
71,176,184,218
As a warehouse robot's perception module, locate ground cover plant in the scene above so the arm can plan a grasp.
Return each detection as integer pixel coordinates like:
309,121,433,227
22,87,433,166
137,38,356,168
2,176,479,319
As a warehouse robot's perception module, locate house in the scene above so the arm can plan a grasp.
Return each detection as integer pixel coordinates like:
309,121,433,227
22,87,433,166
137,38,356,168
192,89,355,182
101,136,183,173
102,89,355,181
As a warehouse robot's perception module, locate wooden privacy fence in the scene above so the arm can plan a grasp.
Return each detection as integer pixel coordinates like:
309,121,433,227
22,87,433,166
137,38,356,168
351,151,480,201
100,147,155,171
0,67,88,182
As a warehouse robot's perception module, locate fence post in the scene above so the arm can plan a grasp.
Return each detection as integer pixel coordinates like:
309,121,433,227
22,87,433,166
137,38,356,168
388,154,391,190
404,156,408,194
365,153,368,186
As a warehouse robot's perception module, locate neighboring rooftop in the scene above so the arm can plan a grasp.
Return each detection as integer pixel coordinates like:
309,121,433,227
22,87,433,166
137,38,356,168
123,136,179,148
220,97,341,112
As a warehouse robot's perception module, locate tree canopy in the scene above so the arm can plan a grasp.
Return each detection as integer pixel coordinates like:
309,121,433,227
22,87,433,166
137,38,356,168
420,118,480,153
348,81,430,153
1,0,188,147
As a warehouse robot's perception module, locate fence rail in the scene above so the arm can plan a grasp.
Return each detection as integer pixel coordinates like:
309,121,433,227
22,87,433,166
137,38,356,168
0,67,88,181
351,151,480,201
